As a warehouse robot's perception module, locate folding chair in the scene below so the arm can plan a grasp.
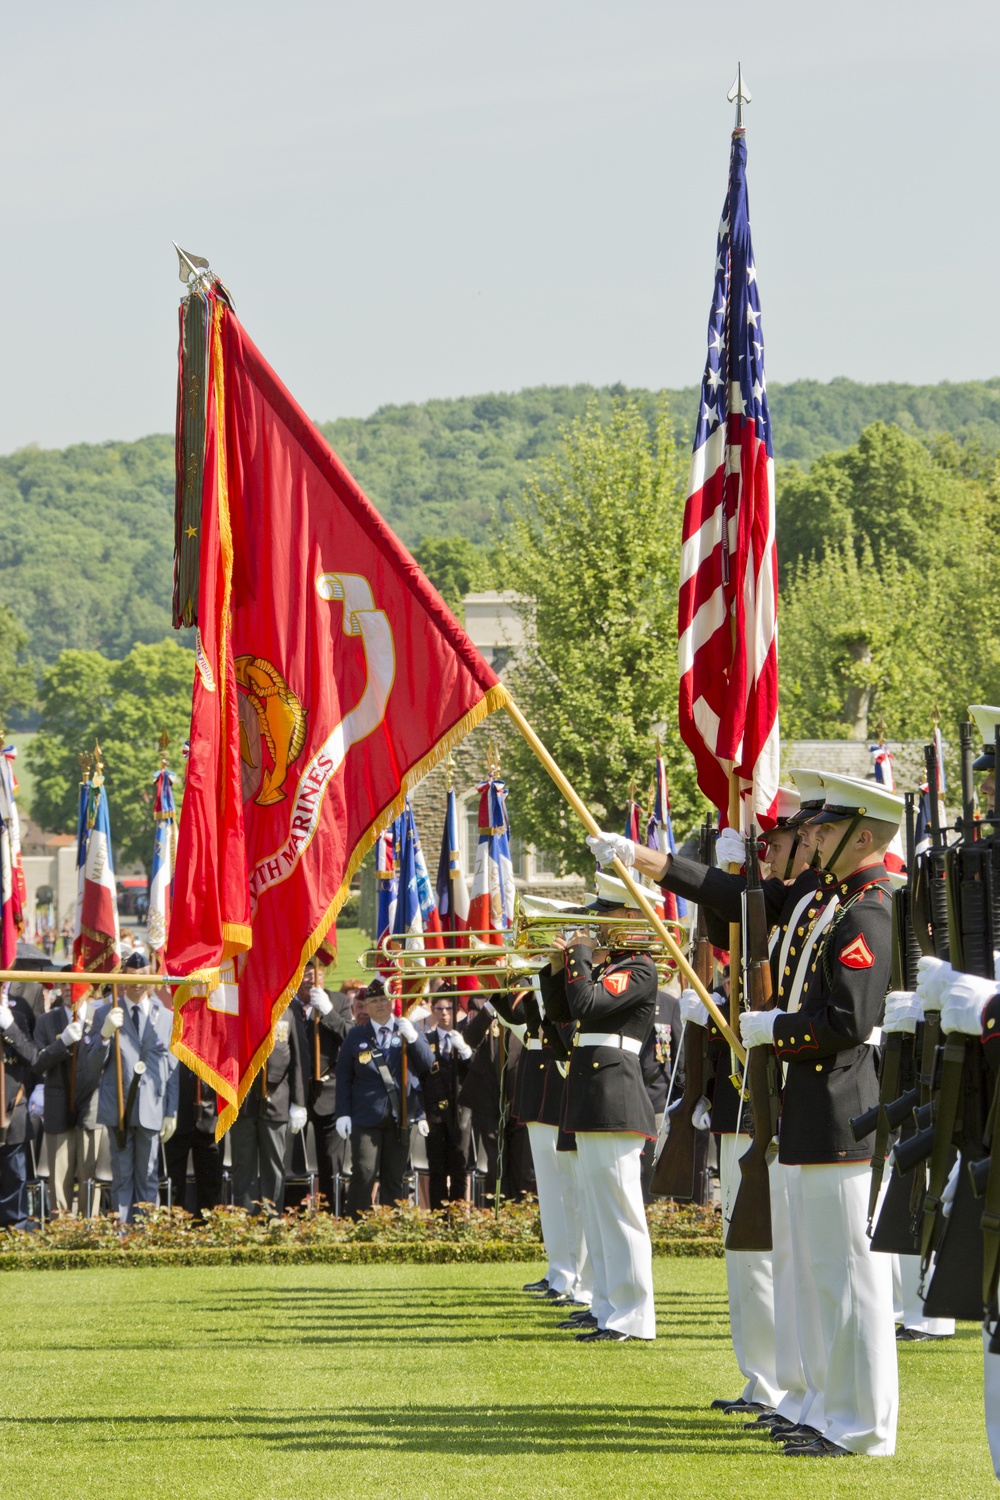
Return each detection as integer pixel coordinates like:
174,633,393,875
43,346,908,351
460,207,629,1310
284,1121,318,1205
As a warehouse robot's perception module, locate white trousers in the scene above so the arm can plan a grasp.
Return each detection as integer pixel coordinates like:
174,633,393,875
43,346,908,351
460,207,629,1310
769,1161,810,1423
788,1162,898,1455
527,1123,589,1301
554,1141,592,1303
984,1323,1000,1479
719,1133,782,1408
892,1252,955,1337
576,1132,655,1339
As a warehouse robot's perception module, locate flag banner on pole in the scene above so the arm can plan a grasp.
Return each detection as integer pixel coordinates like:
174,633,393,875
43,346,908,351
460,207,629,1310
147,767,177,965
646,755,687,922
0,744,25,969
74,778,121,987
871,745,905,873
375,822,399,964
411,803,443,956
624,797,643,844
167,290,508,1131
436,787,475,995
678,128,779,830
467,778,515,946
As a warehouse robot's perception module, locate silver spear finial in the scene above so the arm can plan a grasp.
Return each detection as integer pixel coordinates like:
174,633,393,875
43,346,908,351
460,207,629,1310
727,63,751,132
173,242,213,290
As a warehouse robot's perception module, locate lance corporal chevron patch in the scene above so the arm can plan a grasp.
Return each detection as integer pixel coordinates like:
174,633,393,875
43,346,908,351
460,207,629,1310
839,933,875,970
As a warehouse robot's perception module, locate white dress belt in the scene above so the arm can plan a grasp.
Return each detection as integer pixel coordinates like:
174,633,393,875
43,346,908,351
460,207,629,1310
525,1038,545,1051
576,1032,642,1055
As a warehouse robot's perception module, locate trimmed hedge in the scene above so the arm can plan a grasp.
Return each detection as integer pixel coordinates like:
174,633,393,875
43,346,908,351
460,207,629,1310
0,1198,723,1271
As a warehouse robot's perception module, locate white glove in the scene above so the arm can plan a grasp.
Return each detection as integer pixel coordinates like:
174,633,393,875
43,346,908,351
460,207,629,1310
28,1083,45,1119
585,832,636,868
691,1095,713,1131
679,988,709,1028
740,1009,777,1048
160,1115,177,1143
941,1157,960,1220
882,990,923,1036
59,1017,85,1046
941,973,999,1037
101,1006,124,1038
335,1115,352,1140
289,1104,308,1134
416,1119,430,1137
0,1002,13,1031
398,1016,418,1043
715,826,745,869
448,1029,473,1060
309,987,333,1017
915,956,954,1011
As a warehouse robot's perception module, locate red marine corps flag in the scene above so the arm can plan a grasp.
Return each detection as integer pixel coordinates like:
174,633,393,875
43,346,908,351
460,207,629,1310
166,267,508,1132
677,77,779,830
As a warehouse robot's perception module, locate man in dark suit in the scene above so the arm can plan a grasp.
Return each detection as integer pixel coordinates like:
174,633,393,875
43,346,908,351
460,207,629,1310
0,984,38,1228
421,992,474,1208
542,873,658,1343
13,982,105,1214
335,980,433,1218
164,1062,224,1218
291,963,352,1212
230,1002,307,1215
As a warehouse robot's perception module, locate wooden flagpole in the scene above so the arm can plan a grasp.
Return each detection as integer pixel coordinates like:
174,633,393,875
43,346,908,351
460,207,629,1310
502,698,746,1062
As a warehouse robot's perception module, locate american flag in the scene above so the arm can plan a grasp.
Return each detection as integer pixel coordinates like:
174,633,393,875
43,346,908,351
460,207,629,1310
678,128,779,830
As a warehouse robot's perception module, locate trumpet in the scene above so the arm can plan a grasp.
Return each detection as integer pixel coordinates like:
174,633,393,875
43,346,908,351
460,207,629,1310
359,892,686,990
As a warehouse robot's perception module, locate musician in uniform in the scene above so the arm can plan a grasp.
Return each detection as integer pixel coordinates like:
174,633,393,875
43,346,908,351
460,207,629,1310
334,980,434,1218
292,962,352,1212
542,872,657,1343
739,772,903,1458
75,950,179,1222
421,992,474,1208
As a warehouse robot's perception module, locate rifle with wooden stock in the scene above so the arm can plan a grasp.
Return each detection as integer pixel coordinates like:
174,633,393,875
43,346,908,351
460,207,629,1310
650,818,714,1200
724,826,778,1252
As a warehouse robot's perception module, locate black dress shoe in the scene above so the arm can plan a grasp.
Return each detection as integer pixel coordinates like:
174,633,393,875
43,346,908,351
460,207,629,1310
721,1400,771,1416
575,1328,605,1341
522,1278,549,1293
539,1288,566,1301
586,1329,637,1343
745,1413,791,1431
559,1313,597,1330
710,1397,738,1410
549,1295,588,1308
771,1423,821,1444
896,1326,947,1342
783,1437,852,1458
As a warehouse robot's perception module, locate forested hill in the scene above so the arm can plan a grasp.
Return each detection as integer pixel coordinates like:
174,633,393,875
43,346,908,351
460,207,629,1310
3,375,1000,667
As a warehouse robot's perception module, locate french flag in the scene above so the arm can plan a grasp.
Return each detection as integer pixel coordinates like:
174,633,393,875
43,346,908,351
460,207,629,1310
436,787,475,994
74,774,120,983
467,778,515,945
409,801,443,957
0,744,25,968
147,767,177,966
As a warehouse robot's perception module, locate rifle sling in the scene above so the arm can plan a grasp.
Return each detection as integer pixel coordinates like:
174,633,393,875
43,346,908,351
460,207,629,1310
868,1034,903,1231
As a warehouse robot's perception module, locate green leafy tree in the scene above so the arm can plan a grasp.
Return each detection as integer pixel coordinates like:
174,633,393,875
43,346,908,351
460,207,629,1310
493,398,701,874
412,536,493,621
29,639,193,870
0,604,33,720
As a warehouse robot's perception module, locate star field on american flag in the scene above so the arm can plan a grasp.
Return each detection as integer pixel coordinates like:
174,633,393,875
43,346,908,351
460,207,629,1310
692,161,772,458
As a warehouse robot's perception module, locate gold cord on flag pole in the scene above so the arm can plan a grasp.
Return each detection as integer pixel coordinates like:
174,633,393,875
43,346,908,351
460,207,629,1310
501,698,745,1061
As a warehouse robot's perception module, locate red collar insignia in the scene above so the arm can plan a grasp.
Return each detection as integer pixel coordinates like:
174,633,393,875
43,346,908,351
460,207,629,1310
602,972,631,997
839,933,875,969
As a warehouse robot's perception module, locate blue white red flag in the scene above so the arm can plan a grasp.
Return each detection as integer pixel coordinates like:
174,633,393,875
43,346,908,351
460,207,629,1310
375,822,398,953
409,802,443,954
73,772,120,986
646,755,687,922
391,802,425,953
467,778,515,945
0,744,25,969
436,787,475,995
148,767,177,965
678,128,779,831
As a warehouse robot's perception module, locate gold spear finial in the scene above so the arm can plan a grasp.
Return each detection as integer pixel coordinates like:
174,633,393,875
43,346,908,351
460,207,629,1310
91,742,105,788
79,749,93,781
875,714,888,748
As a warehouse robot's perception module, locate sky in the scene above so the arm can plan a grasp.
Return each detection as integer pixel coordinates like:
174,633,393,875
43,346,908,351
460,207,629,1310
1,0,997,453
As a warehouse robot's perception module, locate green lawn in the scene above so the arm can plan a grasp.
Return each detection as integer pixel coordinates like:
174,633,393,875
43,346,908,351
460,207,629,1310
0,1261,994,1500
325,925,370,989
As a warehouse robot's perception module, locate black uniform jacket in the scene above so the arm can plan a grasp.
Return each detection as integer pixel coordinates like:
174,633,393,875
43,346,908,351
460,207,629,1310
983,994,1000,1076
0,1003,37,1145
421,1024,471,1119
176,1062,219,1136
238,1008,306,1125
500,975,569,1127
771,862,891,1165
541,942,656,1136
457,996,524,1124
292,991,353,1117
